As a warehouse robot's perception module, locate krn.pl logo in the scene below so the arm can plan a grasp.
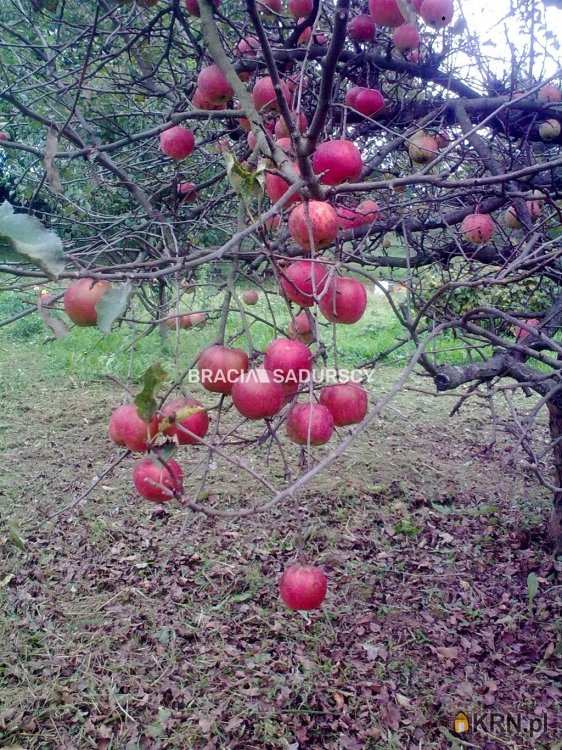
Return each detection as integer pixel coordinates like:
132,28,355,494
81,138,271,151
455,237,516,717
454,711,470,734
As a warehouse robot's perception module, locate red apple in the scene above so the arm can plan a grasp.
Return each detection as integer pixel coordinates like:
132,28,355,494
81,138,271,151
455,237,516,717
109,404,159,452
160,397,209,445
259,0,283,16
336,199,380,230
242,289,259,305
348,14,377,42
319,383,368,426
408,130,438,163
160,126,195,160
516,318,540,342
132,457,183,503
288,0,313,18
392,23,420,52
274,111,308,138
279,564,328,609
312,139,363,185
368,0,405,27
0,131,9,142
264,338,313,385
265,165,302,206
319,277,367,324
288,201,339,250
232,368,285,419
234,35,260,56
345,87,385,117
279,259,329,307
184,0,220,16
192,87,225,110
177,182,197,202
197,64,234,105
274,136,295,155
64,278,111,326
252,76,291,113
197,345,249,394
288,311,314,343
297,23,312,45
419,0,453,28
538,84,562,104
286,403,334,445
461,213,495,244
166,312,206,329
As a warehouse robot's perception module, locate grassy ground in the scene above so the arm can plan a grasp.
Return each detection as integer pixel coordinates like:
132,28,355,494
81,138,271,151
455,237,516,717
0,293,560,749
0,282,483,388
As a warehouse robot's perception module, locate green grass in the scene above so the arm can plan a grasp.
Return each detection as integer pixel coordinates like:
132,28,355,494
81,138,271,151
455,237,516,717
0,285,487,392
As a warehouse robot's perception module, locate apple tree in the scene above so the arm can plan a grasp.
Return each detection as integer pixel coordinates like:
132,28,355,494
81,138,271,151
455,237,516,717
1,0,562,575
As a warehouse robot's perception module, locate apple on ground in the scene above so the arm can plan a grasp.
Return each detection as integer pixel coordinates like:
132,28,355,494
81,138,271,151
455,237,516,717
279,564,328,609
242,289,259,305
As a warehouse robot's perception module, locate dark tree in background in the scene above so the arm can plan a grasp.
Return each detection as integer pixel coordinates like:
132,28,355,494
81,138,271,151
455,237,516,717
1,0,562,547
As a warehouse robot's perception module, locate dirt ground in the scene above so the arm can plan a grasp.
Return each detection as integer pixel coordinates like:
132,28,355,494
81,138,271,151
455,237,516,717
0,358,560,750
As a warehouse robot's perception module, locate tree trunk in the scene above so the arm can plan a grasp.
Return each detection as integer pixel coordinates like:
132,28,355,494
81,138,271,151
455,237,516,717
547,401,562,553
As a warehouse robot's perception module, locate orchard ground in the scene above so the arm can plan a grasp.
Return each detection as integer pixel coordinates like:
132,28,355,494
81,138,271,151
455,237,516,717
0,290,560,749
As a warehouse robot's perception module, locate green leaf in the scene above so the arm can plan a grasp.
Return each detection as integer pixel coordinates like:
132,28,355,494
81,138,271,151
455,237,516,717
134,363,167,421
96,282,133,334
0,201,65,278
224,153,265,201
527,572,539,611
